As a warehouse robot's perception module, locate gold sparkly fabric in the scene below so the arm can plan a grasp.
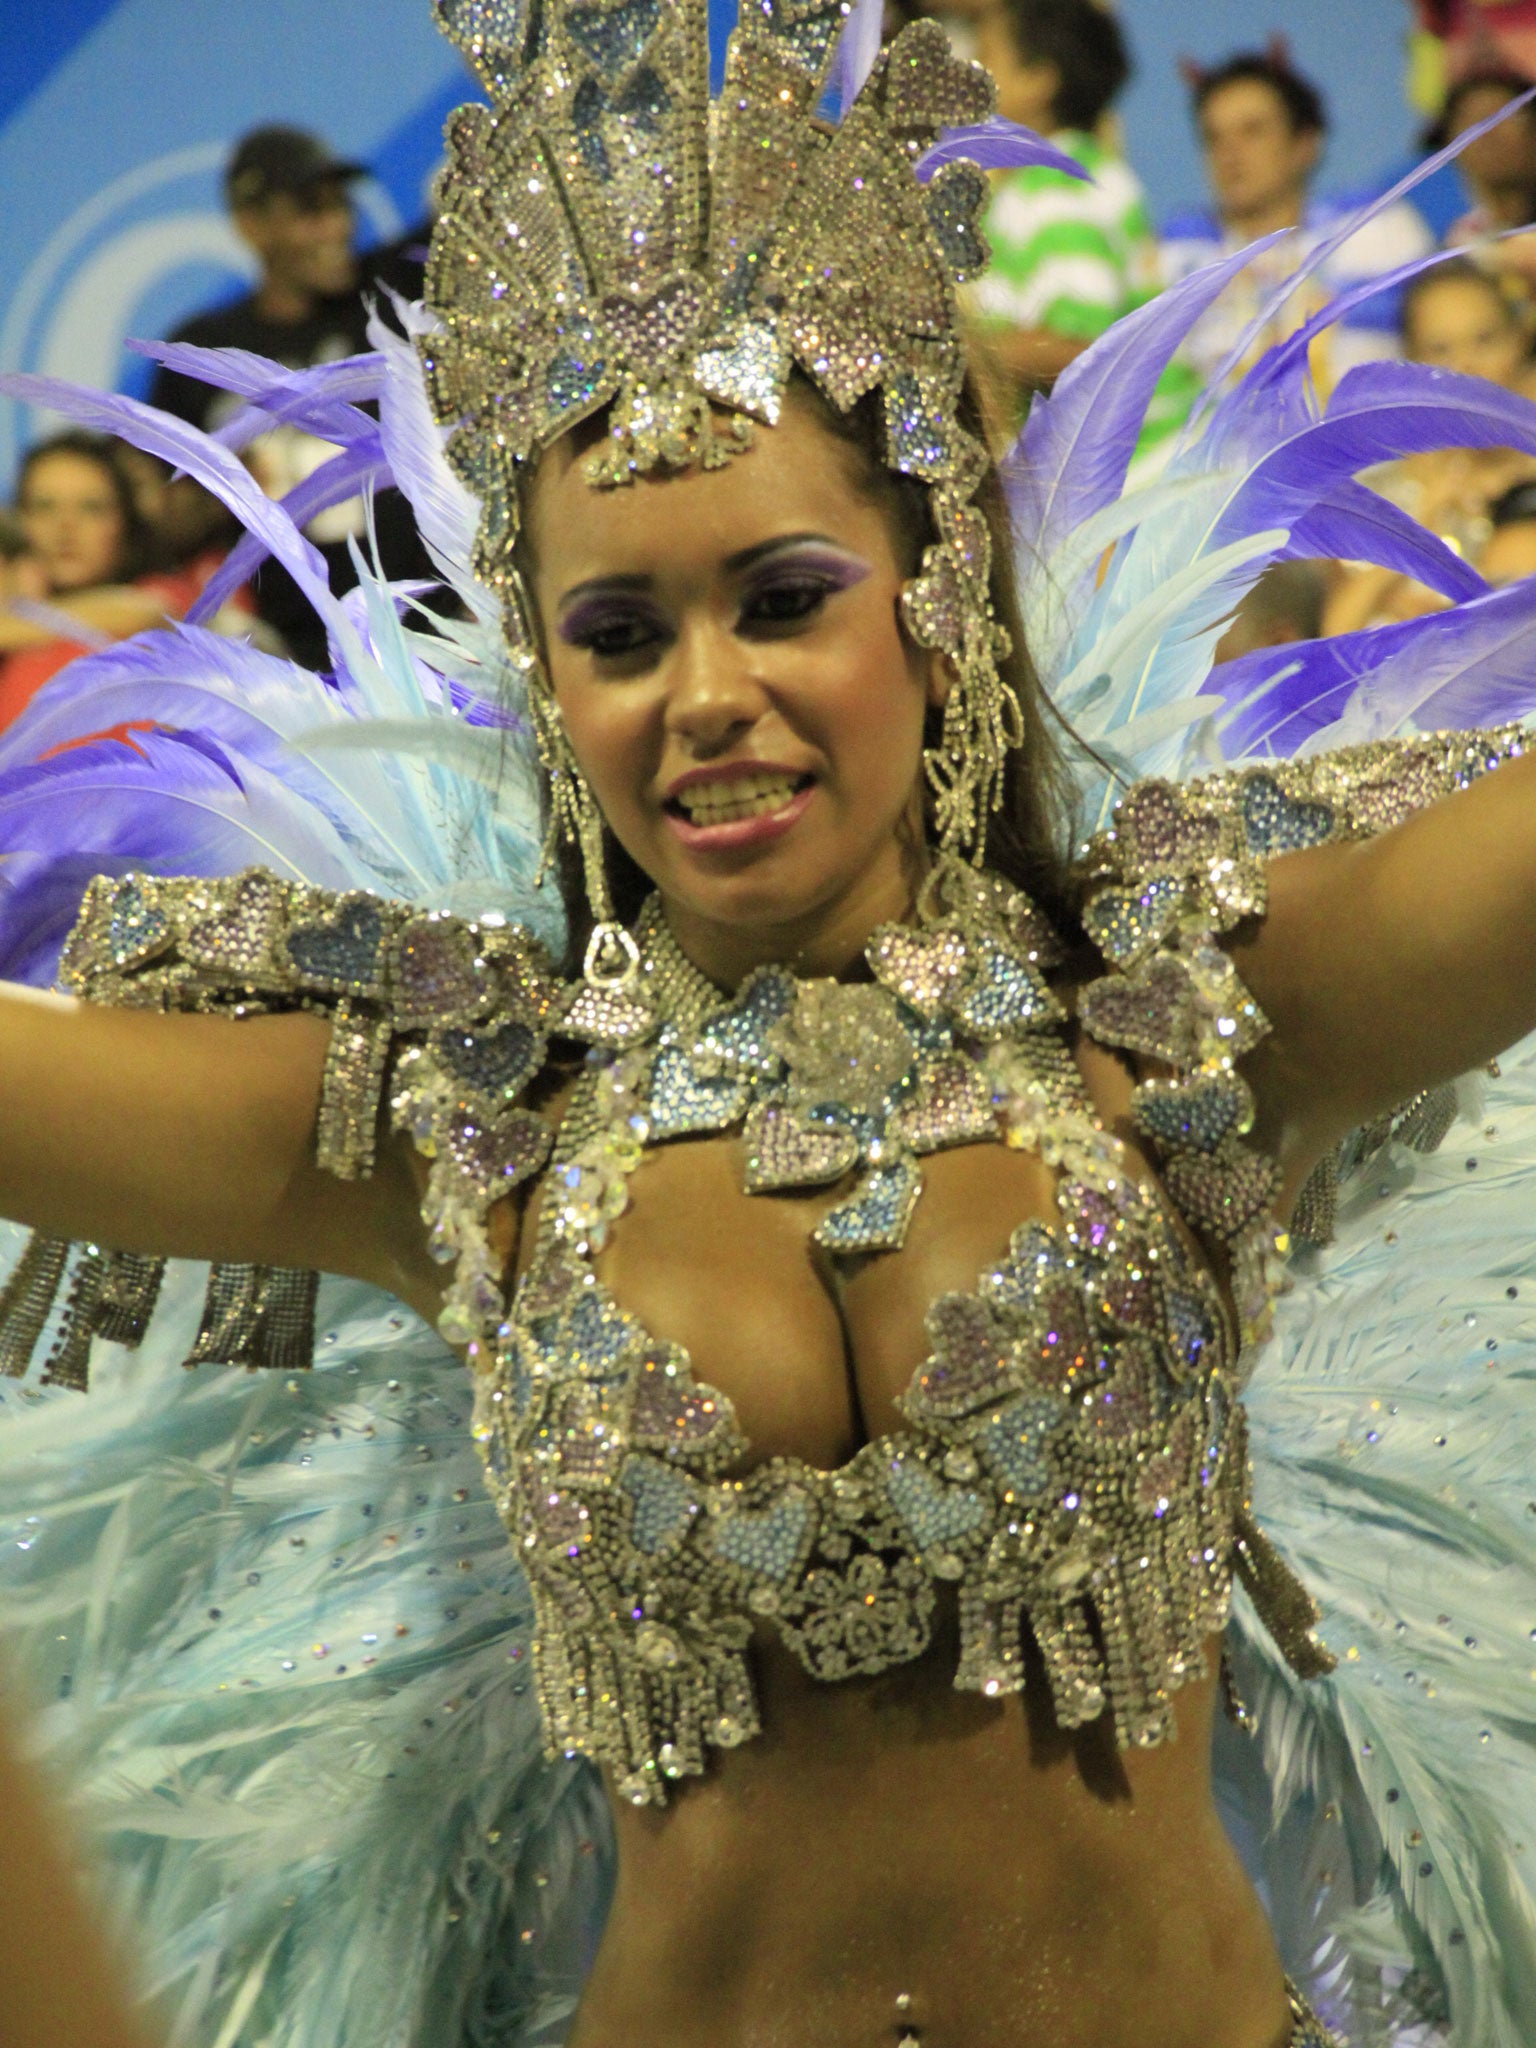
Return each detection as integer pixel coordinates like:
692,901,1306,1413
1077,722,1531,1281
422,0,1019,854
7,727,1525,1811
1286,1981,1345,2047
0,869,558,1386
486,863,1277,1805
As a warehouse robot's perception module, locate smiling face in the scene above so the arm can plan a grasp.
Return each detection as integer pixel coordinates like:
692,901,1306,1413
524,388,946,980
236,178,358,301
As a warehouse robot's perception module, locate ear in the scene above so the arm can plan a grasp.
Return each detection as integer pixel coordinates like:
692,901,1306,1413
231,205,271,260
1027,55,1063,122
923,645,955,713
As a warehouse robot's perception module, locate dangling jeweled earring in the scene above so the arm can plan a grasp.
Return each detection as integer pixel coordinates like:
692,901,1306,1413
528,679,656,1046
899,486,1024,865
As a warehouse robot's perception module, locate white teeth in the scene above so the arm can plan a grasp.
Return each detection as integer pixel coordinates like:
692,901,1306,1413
675,772,804,825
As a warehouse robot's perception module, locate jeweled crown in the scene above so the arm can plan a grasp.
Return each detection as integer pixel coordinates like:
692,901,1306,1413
422,0,1019,857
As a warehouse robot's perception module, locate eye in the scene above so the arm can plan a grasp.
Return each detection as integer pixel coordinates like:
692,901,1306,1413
741,575,837,632
561,607,666,660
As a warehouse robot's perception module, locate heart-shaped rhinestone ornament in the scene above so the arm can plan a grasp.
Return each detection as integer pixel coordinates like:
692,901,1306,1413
869,924,969,1017
712,1486,816,1585
184,872,283,976
106,879,170,969
620,1454,698,1557
895,1053,997,1154
448,1107,553,1195
601,275,705,369
630,1348,742,1464
886,1454,988,1560
286,897,388,993
815,1158,923,1255
743,1103,861,1193
1114,781,1224,868
923,163,990,277
910,1292,1018,1421
1083,876,1185,968
1239,775,1337,856
395,918,492,1027
1162,1142,1281,1242
1347,755,1441,836
693,968,795,1079
978,1394,1062,1499
437,1019,544,1101
1079,955,1200,1066
1132,1070,1254,1156
1025,1279,1096,1390
648,1044,751,1140
884,19,994,130
955,944,1058,1038
694,322,789,422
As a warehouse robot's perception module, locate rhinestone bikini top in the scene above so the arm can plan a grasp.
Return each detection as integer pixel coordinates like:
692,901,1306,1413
15,730,1525,1805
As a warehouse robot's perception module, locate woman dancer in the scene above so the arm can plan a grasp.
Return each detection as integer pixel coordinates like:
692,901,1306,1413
3,6,1536,2047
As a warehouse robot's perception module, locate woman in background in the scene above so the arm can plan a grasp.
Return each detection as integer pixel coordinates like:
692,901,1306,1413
1325,256,1536,632
0,431,251,733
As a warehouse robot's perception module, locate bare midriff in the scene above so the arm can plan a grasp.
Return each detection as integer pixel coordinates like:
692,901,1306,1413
570,1621,1291,2048
516,1031,1293,2048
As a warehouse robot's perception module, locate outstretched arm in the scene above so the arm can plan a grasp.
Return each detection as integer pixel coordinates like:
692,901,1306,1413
0,990,440,1322
1232,746,1536,1190
0,1673,161,2048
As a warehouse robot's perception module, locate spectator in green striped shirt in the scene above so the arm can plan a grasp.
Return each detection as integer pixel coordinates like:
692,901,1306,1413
967,0,1196,454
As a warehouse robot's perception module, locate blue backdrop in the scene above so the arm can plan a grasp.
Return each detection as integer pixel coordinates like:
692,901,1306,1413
0,0,1437,491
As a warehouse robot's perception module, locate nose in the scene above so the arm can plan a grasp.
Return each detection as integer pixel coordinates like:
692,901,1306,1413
661,614,770,753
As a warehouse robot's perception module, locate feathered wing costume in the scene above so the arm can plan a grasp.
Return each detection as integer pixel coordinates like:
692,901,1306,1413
1,11,1536,2043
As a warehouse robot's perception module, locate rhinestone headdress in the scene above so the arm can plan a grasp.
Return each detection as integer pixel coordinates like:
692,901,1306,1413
422,0,1019,861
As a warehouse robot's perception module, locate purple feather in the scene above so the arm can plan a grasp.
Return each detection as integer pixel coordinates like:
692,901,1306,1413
1209,576,1536,758
187,436,390,625
1006,235,1289,558
834,0,884,111
1210,359,1536,553
1199,239,1533,476
0,371,360,667
1280,477,1486,604
0,726,360,982
0,627,349,801
1233,245,1517,433
916,119,1091,185
1186,87,1536,434
368,309,480,586
123,339,384,448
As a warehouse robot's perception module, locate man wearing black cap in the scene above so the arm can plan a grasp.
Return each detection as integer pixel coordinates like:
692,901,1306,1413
148,125,402,667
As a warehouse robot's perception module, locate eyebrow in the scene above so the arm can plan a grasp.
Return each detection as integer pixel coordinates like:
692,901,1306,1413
555,531,849,608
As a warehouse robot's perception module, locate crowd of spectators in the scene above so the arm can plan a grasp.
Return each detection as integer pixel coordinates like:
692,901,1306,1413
951,0,1536,648
0,120,432,727
3,3,1536,725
